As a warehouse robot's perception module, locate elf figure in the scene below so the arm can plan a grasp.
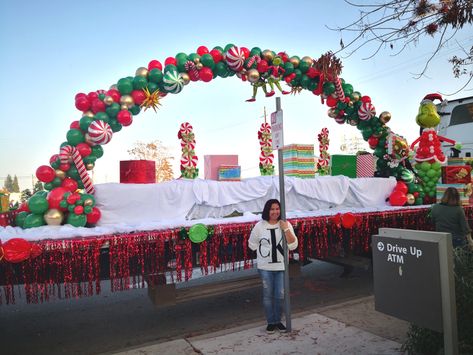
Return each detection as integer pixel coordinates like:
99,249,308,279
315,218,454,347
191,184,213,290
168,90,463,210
410,93,455,164
266,57,291,97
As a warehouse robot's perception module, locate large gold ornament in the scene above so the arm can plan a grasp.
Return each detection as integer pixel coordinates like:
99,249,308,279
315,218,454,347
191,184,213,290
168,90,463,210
140,87,162,112
262,50,274,62
120,95,134,108
135,67,148,77
247,69,260,83
44,209,64,226
380,111,391,124
406,193,415,205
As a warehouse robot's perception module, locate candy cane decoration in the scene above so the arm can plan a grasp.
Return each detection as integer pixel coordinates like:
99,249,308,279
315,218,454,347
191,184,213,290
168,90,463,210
179,122,199,178
246,55,261,69
60,145,95,194
334,77,345,101
317,128,330,176
185,61,199,80
258,122,274,176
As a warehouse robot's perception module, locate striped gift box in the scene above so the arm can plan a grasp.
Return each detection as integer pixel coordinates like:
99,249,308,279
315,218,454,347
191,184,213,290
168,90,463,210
218,165,241,181
356,154,375,178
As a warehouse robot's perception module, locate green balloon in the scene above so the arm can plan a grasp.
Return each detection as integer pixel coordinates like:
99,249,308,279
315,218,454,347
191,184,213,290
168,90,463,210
130,105,141,115
108,118,123,133
420,162,431,171
342,83,353,96
201,53,215,69
94,112,109,123
59,200,68,209
84,206,93,214
415,197,424,205
215,62,230,77
175,52,188,61
52,177,62,187
50,156,60,169
66,129,85,145
323,82,336,95
426,169,437,178
91,145,104,158
133,75,148,90
284,62,294,75
28,195,49,214
117,78,133,95
148,69,164,84
44,182,54,191
67,213,87,227
373,146,385,158
293,69,302,80
83,155,97,165
298,61,310,73
35,191,48,198
106,102,120,118
188,53,200,62
188,223,208,243
176,58,187,72
224,43,235,52
67,166,80,180
24,213,45,228
307,79,318,91
213,46,224,52
431,162,442,171
79,116,94,131
147,82,159,93
163,64,177,74
300,75,310,89
15,211,29,228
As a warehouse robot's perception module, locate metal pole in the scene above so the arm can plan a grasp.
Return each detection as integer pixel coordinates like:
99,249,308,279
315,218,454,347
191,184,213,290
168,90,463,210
275,97,291,332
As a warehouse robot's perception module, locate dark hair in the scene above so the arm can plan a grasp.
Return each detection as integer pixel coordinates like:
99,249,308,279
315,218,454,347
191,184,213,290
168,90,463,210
262,199,281,221
441,187,460,206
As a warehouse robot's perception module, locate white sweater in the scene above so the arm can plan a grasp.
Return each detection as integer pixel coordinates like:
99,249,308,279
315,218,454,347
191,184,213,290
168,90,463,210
248,220,298,271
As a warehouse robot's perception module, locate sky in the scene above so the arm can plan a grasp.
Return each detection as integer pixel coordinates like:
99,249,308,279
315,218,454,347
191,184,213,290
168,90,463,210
1,0,472,190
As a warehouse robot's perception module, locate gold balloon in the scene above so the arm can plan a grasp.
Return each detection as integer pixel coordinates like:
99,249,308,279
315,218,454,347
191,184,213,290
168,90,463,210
379,111,392,124
327,108,338,118
351,92,360,102
194,57,201,64
262,50,274,62
83,198,94,206
55,169,66,180
120,95,134,108
86,163,95,170
82,111,94,118
44,209,64,226
247,69,260,83
406,193,415,205
135,67,148,77
240,69,247,75
180,73,190,85
120,104,129,111
103,96,114,105
289,56,300,68
301,56,313,66
196,63,203,70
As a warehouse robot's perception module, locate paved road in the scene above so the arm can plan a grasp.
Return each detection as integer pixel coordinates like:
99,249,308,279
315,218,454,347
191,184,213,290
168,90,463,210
0,260,373,355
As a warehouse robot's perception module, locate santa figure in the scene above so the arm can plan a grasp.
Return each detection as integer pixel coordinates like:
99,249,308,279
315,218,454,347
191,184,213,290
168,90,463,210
410,93,455,164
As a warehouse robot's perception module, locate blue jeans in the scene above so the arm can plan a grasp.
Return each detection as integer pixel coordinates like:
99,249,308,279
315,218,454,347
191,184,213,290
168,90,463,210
258,269,284,324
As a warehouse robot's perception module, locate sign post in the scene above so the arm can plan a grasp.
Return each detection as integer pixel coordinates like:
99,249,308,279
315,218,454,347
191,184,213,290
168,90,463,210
271,97,291,331
372,228,458,355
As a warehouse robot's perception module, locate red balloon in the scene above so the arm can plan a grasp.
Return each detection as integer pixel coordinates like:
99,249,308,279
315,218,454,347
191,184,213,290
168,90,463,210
395,181,408,194
209,49,223,63
75,93,87,100
91,99,106,113
257,60,268,73
389,190,407,206
17,201,30,212
117,110,133,126
361,95,371,103
61,177,78,192
76,142,92,157
75,97,91,111
59,163,70,172
341,213,357,229
50,154,60,165
196,46,209,56
86,207,101,224
131,90,146,105
164,57,177,66
306,67,318,78
331,213,342,226
2,238,42,263
326,96,337,107
277,52,289,63
70,120,81,130
36,165,56,183
47,187,69,210
74,205,84,215
199,67,213,82
240,47,250,59
107,89,121,103
368,136,379,148
148,59,163,71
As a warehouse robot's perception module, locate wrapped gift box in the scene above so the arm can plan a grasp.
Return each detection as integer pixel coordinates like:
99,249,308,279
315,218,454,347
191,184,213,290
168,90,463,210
436,183,471,206
218,165,241,181
447,157,467,166
0,189,9,212
282,144,315,179
441,165,472,184
0,210,18,227
331,155,357,178
120,160,156,184
204,155,238,180
356,153,375,178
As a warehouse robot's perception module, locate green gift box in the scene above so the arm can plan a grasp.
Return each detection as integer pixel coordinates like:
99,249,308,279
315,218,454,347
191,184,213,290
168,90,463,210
331,154,357,178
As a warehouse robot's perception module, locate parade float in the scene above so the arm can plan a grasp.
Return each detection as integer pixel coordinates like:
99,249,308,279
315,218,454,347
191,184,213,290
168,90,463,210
1,44,472,305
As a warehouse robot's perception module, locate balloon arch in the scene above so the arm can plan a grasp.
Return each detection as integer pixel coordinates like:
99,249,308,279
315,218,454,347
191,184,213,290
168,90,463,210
21,44,425,229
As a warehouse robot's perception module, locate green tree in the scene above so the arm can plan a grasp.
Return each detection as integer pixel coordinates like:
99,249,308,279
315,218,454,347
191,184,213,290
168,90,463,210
3,174,13,192
33,180,44,194
12,175,20,193
21,189,32,202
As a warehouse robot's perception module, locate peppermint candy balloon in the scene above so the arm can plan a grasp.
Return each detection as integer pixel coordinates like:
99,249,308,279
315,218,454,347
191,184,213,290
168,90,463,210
226,46,245,72
88,120,113,145
358,102,376,121
259,122,271,133
259,152,274,165
179,122,193,134
163,69,184,94
181,141,196,149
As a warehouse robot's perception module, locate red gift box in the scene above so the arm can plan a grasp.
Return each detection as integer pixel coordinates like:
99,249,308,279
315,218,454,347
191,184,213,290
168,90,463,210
0,210,19,227
441,165,472,184
356,153,375,178
120,160,156,184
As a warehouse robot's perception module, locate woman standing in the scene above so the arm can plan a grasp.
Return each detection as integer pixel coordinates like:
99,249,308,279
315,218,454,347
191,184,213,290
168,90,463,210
248,199,298,333
431,187,472,248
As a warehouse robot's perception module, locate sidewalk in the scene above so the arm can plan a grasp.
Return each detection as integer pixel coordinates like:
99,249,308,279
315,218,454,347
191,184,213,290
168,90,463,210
111,296,409,355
